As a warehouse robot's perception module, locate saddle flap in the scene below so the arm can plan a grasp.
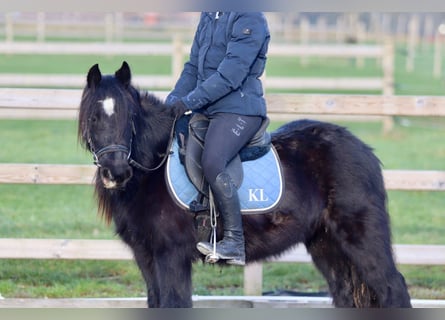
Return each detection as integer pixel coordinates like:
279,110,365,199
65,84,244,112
184,138,207,196
184,114,209,195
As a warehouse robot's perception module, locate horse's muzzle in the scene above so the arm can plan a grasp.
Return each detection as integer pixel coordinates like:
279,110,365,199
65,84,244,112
99,162,133,189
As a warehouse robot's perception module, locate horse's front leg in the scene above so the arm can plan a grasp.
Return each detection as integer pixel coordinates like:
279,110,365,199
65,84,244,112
132,244,160,307
153,246,194,308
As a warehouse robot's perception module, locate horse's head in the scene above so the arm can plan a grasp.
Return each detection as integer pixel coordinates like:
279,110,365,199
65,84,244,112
78,61,138,189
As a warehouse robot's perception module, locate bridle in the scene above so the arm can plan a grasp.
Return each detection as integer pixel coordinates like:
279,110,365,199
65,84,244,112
90,142,131,168
87,114,179,173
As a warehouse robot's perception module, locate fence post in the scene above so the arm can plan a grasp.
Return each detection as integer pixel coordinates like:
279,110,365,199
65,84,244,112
284,13,296,42
36,12,46,42
316,16,327,43
433,31,443,79
335,15,345,43
406,15,419,72
105,13,114,42
383,39,395,96
244,262,263,296
172,35,184,82
356,21,366,68
5,13,13,42
382,38,395,133
299,17,309,66
114,13,124,42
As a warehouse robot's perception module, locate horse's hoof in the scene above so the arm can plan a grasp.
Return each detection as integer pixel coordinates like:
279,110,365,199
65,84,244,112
205,254,219,264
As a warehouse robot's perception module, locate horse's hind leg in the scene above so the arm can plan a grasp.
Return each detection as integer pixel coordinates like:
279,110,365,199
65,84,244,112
308,222,411,307
330,210,411,307
306,229,357,307
341,242,411,307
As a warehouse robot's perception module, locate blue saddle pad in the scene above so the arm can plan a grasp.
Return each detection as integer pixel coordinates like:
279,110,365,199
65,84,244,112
165,140,284,214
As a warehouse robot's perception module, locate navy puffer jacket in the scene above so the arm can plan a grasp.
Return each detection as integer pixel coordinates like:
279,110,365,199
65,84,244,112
166,12,270,117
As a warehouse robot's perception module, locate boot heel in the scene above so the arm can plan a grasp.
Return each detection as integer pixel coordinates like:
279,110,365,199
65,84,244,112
226,257,246,266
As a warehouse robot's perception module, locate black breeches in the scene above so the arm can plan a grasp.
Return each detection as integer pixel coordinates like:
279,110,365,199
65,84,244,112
201,113,262,184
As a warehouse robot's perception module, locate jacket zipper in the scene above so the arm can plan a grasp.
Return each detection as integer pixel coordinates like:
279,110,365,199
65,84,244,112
200,13,219,78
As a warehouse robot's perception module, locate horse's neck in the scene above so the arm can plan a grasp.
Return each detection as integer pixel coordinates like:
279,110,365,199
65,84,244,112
133,111,174,166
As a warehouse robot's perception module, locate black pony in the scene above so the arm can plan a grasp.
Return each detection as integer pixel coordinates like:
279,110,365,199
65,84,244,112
77,62,411,308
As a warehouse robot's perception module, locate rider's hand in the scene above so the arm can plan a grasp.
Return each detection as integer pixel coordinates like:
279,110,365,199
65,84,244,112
171,100,188,117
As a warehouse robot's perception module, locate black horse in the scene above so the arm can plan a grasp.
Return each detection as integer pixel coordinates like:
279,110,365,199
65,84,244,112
77,62,411,308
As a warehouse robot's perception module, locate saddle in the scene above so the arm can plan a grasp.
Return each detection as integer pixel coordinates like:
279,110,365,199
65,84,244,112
176,113,272,210
166,114,283,242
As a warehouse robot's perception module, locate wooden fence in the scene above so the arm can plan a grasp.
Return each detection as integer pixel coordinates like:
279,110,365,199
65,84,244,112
6,88,443,120
0,41,393,93
1,88,445,296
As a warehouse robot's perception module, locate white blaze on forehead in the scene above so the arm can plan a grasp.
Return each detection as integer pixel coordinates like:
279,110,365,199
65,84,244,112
101,97,115,116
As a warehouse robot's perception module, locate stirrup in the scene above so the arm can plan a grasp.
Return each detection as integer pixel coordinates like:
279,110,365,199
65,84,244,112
204,253,245,265
197,241,246,266
205,253,220,264
197,242,220,264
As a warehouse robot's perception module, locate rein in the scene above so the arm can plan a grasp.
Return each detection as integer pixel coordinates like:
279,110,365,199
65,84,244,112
89,114,179,173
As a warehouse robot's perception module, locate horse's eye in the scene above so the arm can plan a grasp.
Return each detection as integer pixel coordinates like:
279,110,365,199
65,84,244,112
90,116,97,124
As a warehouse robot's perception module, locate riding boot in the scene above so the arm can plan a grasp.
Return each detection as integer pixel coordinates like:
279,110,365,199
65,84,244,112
196,172,246,266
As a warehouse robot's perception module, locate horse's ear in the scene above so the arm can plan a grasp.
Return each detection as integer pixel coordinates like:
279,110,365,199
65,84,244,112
115,61,131,88
87,64,102,89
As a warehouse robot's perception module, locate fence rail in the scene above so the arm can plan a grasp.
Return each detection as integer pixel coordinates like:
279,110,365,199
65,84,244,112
2,88,445,120
1,164,444,191
1,87,444,296
0,41,392,92
0,238,444,266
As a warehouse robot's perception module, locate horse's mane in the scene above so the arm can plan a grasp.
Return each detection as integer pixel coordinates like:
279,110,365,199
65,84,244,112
132,89,175,160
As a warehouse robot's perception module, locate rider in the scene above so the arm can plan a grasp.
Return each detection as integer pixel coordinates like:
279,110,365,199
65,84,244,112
166,12,270,266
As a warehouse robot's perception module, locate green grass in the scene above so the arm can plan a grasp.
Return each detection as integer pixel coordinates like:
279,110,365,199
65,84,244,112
0,184,107,239
0,42,444,300
394,45,445,96
0,54,171,75
0,120,89,164
0,260,145,298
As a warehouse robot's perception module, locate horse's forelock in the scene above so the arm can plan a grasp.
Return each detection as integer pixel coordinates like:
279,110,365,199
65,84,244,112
78,77,139,146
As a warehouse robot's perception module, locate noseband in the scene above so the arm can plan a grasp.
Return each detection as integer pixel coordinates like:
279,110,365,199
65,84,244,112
89,142,131,168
